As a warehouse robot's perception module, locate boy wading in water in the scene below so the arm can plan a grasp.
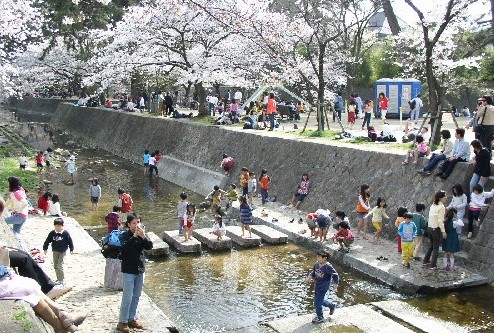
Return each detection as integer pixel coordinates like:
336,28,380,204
306,250,339,324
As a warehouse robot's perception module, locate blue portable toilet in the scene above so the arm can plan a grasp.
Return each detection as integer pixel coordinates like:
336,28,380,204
375,78,422,119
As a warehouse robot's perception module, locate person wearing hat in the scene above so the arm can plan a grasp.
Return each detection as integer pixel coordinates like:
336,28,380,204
65,155,77,184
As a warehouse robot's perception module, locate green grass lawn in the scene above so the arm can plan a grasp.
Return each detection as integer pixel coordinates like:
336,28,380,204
0,145,39,196
299,129,341,139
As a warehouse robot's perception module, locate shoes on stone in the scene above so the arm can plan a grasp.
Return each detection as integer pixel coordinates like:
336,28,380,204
128,320,144,329
467,232,473,239
298,218,304,224
413,257,421,261
329,306,336,315
46,285,72,300
406,263,411,269
116,322,130,333
311,316,324,324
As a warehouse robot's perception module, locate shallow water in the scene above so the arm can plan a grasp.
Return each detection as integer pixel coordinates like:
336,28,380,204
4,108,494,332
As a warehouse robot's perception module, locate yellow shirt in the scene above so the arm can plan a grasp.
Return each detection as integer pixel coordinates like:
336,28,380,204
367,206,389,223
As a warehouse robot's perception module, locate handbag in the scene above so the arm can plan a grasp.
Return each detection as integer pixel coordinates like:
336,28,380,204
474,107,487,134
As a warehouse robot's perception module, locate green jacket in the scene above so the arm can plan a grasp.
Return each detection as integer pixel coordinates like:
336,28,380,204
412,213,427,236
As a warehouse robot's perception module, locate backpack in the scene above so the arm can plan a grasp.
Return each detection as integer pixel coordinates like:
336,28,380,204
121,193,133,213
409,99,416,110
101,230,123,259
224,157,234,168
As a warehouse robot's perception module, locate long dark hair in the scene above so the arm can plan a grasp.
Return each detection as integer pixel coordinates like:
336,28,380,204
8,177,21,192
360,184,370,200
376,197,387,208
452,184,464,197
445,208,457,225
433,190,446,205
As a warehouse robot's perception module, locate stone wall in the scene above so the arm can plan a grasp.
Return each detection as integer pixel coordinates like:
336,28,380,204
7,97,65,114
49,103,473,224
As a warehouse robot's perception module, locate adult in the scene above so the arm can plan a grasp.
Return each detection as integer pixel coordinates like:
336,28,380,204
469,140,491,193
126,98,134,112
157,91,165,116
475,95,494,154
435,128,470,179
333,92,343,122
0,246,86,333
417,129,453,175
139,95,145,111
354,93,363,118
462,105,470,117
423,190,447,270
164,92,174,116
408,94,423,125
208,94,218,116
266,93,277,131
377,92,388,120
234,89,242,104
117,214,153,333
4,177,28,235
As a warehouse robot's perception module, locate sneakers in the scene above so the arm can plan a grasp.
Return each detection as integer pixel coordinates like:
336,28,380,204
329,306,336,315
128,320,144,329
467,232,473,239
311,316,324,324
46,285,73,300
406,263,411,269
116,322,130,333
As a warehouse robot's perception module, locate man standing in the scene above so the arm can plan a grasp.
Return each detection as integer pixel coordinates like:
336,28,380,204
209,94,218,116
409,94,424,125
435,128,471,179
234,89,243,104
333,92,343,122
164,92,174,116
117,215,153,333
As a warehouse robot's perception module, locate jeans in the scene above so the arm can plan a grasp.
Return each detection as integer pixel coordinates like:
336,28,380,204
333,109,341,122
208,102,215,116
148,165,158,176
468,210,481,233
268,114,275,129
424,227,441,267
9,248,56,294
470,173,488,193
314,289,334,319
423,153,446,172
178,217,183,234
362,113,371,129
410,108,420,123
53,251,66,281
480,125,494,155
260,189,269,204
4,214,27,234
119,272,144,323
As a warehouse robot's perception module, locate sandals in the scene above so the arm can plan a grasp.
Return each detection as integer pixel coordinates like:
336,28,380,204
376,256,388,261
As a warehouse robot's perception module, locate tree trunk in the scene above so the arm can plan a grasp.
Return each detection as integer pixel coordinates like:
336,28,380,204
425,47,442,145
183,81,192,108
196,82,208,116
382,0,401,35
491,0,494,46
213,82,221,96
317,43,326,131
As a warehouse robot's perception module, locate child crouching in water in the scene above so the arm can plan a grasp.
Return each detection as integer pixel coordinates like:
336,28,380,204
182,203,196,241
332,221,354,252
239,196,253,238
306,250,339,324
210,215,226,241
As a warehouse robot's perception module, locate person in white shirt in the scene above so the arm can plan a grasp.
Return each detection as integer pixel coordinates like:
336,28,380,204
48,194,67,217
126,98,134,112
409,94,424,124
234,90,242,103
467,184,494,238
462,106,470,117
19,154,28,170
139,96,145,111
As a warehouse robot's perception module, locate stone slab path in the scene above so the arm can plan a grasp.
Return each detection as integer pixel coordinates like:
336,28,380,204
250,225,288,244
192,227,232,251
162,230,202,253
20,216,176,333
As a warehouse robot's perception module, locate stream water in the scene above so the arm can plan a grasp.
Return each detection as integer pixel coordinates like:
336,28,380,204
3,107,494,332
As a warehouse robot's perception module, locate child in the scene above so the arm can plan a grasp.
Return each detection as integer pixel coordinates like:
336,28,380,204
397,212,417,269
347,100,356,129
210,215,226,241
259,169,271,205
230,100,239,123
205,186,227,215
306,212,319,237
177,192,188,235
412,203,427,261
37,191,51,216
333,221,354,252
447,184,467,237
334,211,349,230
247,172,257,206
240,167,250,197
89,178,102,211
35,151,44,174
148,153,158,176
48,194,67,217
290,173,310,209
66,155,77,184
403,135,429,164
19,153,28,171
356,184,370,239
239,196,253,238
316,213,330,242
105,206,121,232
221,154,234,176
361,100,372,130
43,148,52,173
155,150,162,164
182,203,196,241
306,250,338,324
394,207,408,254
467,184,494,239
364,197,389,244
143,150,150,175
43,218,74,284
442,208,460,270
225,183,238,210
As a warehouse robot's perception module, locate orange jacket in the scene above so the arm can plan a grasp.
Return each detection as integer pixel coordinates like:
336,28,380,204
266,99,277,114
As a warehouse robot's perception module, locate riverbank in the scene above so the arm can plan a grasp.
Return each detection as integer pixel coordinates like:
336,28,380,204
18,215,177,333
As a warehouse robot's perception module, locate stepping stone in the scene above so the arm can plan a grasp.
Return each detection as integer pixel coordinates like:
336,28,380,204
225,226,261,247
144,232,170,257
162,230,201,253
251,225,288,244
192,228,232,251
